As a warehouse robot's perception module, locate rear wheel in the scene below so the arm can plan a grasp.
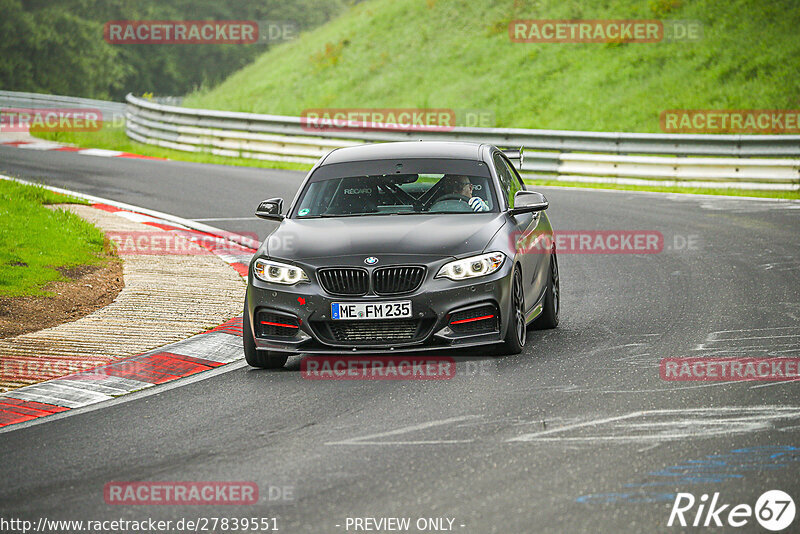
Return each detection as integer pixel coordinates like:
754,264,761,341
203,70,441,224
498,267,525,355
243,297,289,369
533,251,559,330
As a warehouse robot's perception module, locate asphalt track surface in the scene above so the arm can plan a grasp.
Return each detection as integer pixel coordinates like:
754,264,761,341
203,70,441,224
1,147,800,533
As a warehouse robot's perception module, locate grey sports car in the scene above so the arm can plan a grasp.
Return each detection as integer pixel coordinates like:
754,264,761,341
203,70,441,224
244,141,559,368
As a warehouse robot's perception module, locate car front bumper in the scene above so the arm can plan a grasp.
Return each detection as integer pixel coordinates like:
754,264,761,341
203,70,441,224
245,257,515,355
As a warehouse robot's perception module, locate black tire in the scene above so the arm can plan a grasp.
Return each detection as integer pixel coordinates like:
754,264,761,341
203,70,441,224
243,297,289,369
498,266,526,355
533,251,559,330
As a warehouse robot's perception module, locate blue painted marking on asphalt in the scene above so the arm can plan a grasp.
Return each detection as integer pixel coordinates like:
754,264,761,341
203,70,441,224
576,446,800,504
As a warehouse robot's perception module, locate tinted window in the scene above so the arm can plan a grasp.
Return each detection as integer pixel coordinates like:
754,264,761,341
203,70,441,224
294,172,498,217
493,153,521,208
503,158,523,207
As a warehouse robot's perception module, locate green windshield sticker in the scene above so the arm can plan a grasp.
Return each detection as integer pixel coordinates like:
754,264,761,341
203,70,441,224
298,208,310,216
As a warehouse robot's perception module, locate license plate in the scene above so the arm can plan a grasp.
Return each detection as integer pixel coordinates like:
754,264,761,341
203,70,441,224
331,301,412,320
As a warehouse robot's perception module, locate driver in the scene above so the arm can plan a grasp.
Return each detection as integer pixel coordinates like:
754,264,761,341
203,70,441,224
440,175,489,211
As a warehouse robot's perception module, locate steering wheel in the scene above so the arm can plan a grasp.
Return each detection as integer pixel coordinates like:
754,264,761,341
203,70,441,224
434,194,470,205
429,194,473,213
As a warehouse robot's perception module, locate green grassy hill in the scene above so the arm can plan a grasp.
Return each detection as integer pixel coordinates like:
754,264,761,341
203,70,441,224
184,0,800,133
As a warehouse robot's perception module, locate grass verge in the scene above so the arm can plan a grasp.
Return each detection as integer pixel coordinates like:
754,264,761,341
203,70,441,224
0,179,115,297
33,126,314,171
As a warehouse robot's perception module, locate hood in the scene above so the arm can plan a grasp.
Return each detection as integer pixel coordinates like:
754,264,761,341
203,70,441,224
264,213,507,260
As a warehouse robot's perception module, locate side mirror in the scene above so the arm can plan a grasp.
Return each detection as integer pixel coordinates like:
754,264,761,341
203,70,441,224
255,198,284,221
511,191,548,214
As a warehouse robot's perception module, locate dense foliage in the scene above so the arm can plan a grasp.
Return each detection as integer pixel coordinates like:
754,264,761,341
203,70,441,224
0,0,345,100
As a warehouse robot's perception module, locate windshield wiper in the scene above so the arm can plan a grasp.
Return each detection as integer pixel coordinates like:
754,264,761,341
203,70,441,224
300,213,389,218
301,212,424,218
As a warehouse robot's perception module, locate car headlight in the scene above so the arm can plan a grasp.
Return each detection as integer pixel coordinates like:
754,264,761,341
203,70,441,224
253,258,309,285
436,252,505,281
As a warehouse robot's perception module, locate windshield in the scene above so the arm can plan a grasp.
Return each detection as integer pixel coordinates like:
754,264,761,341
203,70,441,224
293,172,498,218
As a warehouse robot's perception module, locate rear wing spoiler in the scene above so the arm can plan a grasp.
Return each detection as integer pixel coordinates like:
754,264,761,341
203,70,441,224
501,147,524,169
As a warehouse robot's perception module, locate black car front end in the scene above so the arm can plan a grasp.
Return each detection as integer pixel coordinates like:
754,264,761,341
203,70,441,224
245,252,515,355
243,142,558,366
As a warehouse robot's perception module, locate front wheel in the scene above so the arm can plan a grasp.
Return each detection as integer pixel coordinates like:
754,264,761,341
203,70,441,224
498,266,526,355
243,297,289,369
533,251,559,330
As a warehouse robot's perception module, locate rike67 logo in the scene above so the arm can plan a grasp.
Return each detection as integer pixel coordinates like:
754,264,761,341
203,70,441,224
668,490,795,531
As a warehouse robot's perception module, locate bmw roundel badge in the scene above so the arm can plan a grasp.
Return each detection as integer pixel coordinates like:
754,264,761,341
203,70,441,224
364,256,379,265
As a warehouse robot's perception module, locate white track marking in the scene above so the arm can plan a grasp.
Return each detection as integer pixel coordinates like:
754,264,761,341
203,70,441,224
8,381,112,408
0,361,248,434
597,381,740,393
215,253,253,264
711,326,797,335
74,148,124,157
169,332,244,364
325,415,480,446
690,347,800,356
334,440,475,445
192,217,258,222
114,210,182,225
702,334,800,342
507,406,800,443
50,376,153,397
694,326,800,352
13,141,64,150
2,327,246,412
749,379,800,390
508,413,638,442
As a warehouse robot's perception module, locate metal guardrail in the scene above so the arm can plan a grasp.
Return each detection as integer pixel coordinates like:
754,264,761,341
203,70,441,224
0,90,126,123
124,94,800,190
2,90,796,190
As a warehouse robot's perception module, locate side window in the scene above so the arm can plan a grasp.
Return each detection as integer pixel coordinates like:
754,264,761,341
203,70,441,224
505,158,523,206
493,153,511,206
493,153,521,208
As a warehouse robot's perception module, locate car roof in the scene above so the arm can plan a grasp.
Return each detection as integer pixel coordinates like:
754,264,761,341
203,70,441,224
321,141,486,165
